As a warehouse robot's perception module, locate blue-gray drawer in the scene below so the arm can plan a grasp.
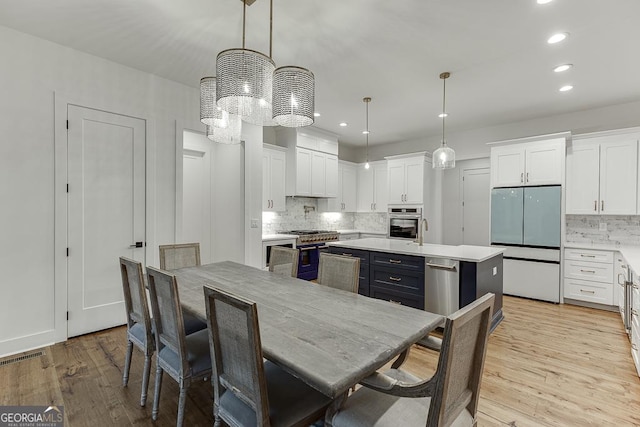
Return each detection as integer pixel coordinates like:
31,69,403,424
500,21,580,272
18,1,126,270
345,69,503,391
371,266,424,296
329,247,370,265
371,252,423,271
369,285,423,310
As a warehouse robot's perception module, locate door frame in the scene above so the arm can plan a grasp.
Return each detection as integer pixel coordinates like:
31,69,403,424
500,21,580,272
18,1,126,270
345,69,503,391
54,92,155,343
460,166,491,246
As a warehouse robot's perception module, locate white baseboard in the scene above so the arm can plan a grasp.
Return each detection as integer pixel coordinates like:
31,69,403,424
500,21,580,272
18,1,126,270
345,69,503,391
0,330,55,359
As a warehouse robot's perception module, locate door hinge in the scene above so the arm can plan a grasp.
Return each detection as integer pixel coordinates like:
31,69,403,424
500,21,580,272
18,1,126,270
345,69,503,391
66,248,69,257
66,120,69,130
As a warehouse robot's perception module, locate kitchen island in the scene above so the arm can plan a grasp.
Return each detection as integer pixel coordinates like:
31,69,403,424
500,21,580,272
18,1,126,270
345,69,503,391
327,238,504,330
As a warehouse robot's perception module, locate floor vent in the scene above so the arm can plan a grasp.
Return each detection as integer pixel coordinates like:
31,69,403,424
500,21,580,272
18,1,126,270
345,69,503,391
0,350,45,367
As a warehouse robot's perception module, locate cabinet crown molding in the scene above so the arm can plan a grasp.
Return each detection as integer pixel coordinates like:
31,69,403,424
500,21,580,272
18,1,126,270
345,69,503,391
384,151,429,161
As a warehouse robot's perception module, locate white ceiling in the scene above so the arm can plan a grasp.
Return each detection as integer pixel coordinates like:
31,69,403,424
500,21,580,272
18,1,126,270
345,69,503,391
1,0,639,148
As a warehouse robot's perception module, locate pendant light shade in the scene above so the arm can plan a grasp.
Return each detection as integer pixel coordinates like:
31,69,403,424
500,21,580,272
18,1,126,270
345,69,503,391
216,48,276,126
206,113,242,145
200,76,228,127
433,72,455,169
272,66,315,127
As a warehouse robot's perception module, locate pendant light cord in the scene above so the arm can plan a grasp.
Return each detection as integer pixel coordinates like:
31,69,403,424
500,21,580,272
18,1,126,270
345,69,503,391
242,0,246,49
269,0,273,58
364,97,371,163
442,74,446,145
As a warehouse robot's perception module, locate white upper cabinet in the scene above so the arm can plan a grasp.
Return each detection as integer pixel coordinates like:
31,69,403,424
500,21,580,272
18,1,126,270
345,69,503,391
318,161,357,212
490,139,564,187
262,145,287,212
278,127,339,198
566,133,638,215
357,161,388,212
387,155,425,204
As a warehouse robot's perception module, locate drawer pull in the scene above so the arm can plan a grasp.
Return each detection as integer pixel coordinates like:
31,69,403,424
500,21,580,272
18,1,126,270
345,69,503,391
579,269,596,274
579,289,595,294
389,300,402,305
389,259,402,264
580,254,596,258
341,253,353,257
389,276,402,282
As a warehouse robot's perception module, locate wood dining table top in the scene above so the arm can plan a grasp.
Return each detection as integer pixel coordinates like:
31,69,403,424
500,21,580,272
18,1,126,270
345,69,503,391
173,261,444,398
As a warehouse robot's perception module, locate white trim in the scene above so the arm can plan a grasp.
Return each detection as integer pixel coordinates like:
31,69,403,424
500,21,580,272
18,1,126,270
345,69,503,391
486,131,571,147
263,143,287,153
0,330,55,359
572,126,640,141
384,151,428,161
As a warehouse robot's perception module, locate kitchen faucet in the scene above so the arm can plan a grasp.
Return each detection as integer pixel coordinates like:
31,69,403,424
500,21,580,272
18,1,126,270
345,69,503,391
418,218,429,246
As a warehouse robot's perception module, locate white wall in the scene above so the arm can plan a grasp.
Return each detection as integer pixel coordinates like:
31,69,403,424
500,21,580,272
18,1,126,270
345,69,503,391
0,24,248,357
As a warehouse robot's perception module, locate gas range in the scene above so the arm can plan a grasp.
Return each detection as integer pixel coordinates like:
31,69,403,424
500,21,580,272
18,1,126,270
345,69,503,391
283,230,339,245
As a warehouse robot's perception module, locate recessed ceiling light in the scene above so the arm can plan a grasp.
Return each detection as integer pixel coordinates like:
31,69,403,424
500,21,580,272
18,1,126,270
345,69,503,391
438,113,448,118
313,112,321,117
537,0,553,4
362,130,370,135
339,122,348,127
559,85,573,92
553,64,573,73
547,32,568,44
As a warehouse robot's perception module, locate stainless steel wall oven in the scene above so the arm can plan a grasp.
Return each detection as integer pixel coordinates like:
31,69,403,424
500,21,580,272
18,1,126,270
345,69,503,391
388,207,422,240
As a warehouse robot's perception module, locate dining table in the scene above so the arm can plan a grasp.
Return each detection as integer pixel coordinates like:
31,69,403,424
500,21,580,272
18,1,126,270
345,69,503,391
173,261,444,424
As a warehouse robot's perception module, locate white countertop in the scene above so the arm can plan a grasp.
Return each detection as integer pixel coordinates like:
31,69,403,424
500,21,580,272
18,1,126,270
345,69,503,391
328,238,504,262
564,242,640,276
336,229,386,235
262,234,298,242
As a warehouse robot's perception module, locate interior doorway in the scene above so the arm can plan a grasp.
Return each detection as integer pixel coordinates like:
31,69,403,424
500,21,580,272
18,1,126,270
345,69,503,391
462,167,490,246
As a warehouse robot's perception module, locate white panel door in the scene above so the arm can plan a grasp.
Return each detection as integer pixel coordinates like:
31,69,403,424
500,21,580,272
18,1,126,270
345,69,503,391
525,141,563,185
295,148,312,196
311,151,326,197
404,158,424,204
342,164,357,212
491,146,525,187
373,163,388,212
357,166,374,212
600,139,638,214
566,143,600,214
325,155,339,198
462,168,490,246
387,160,405,204
262,150,271,210
67,105,145,337
269,150,286,212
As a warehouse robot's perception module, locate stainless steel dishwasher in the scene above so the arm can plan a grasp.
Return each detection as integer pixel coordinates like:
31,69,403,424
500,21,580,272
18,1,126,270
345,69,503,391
425,258,460,316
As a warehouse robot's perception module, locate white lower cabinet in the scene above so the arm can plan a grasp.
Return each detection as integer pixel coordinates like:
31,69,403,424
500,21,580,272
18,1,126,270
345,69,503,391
632,280,640,376
563,248,614,306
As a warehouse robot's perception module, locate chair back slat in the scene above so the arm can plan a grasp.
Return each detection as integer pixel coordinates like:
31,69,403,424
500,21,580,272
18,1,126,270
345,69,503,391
119,257,151,332
159,243,201,270
268,246,299,278
317,253,360,293
427,293,494,427
147,267,189,373
204,285,270,426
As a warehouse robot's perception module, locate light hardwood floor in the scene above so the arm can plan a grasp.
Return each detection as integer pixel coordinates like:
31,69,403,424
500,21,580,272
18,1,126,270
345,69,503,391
2,296,640,426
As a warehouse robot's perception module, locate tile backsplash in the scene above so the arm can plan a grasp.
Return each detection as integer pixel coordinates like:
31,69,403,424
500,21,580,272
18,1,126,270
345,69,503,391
566,215,640,246
262,197,387,234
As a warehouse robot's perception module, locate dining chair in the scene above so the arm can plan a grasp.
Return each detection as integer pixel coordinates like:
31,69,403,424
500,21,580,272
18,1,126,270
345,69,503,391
317,252,360,293
146,266,212,427
203,285,331,427
329,293,495,427
268,246,299,278
159,242,201,270
119,257,206,407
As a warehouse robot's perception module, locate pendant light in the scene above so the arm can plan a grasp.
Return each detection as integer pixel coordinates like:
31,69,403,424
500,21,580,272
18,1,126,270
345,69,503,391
363,97,371,169
200,76,228,127
206,113,242,145
216,0,275,126
432,72,456,169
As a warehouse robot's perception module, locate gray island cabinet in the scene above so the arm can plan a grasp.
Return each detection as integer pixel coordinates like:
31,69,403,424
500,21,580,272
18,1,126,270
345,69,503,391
327,238,504,331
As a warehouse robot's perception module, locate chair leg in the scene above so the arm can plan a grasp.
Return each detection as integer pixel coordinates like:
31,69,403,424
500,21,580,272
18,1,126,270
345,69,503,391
140,353,152,407
123,340,133,387
213,403,221,427
152,365,163,421
176,380,190,427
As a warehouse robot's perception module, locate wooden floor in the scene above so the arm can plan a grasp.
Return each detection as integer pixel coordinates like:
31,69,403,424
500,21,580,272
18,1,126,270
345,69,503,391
2,296,640,426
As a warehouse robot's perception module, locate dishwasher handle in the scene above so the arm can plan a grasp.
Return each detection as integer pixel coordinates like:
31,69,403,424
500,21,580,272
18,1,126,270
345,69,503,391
426,262,458,271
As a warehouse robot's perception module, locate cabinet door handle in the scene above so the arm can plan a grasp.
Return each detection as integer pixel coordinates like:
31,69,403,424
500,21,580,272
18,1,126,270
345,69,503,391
633,343,638,351
520,172,524,183
373,203,376,210
633,309,638,316
526,172,529,183
389,276,402,282
594,200,597,211
580,254,596,258
389,259,402,264
341,253,353,257
634,284,639,290
579,289,596,294
389,300,402,305
580,269,596,274
371,203,374,211
601,200,604,211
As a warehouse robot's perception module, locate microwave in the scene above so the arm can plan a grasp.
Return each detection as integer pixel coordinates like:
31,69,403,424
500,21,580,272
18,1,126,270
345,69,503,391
388,207,422,240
